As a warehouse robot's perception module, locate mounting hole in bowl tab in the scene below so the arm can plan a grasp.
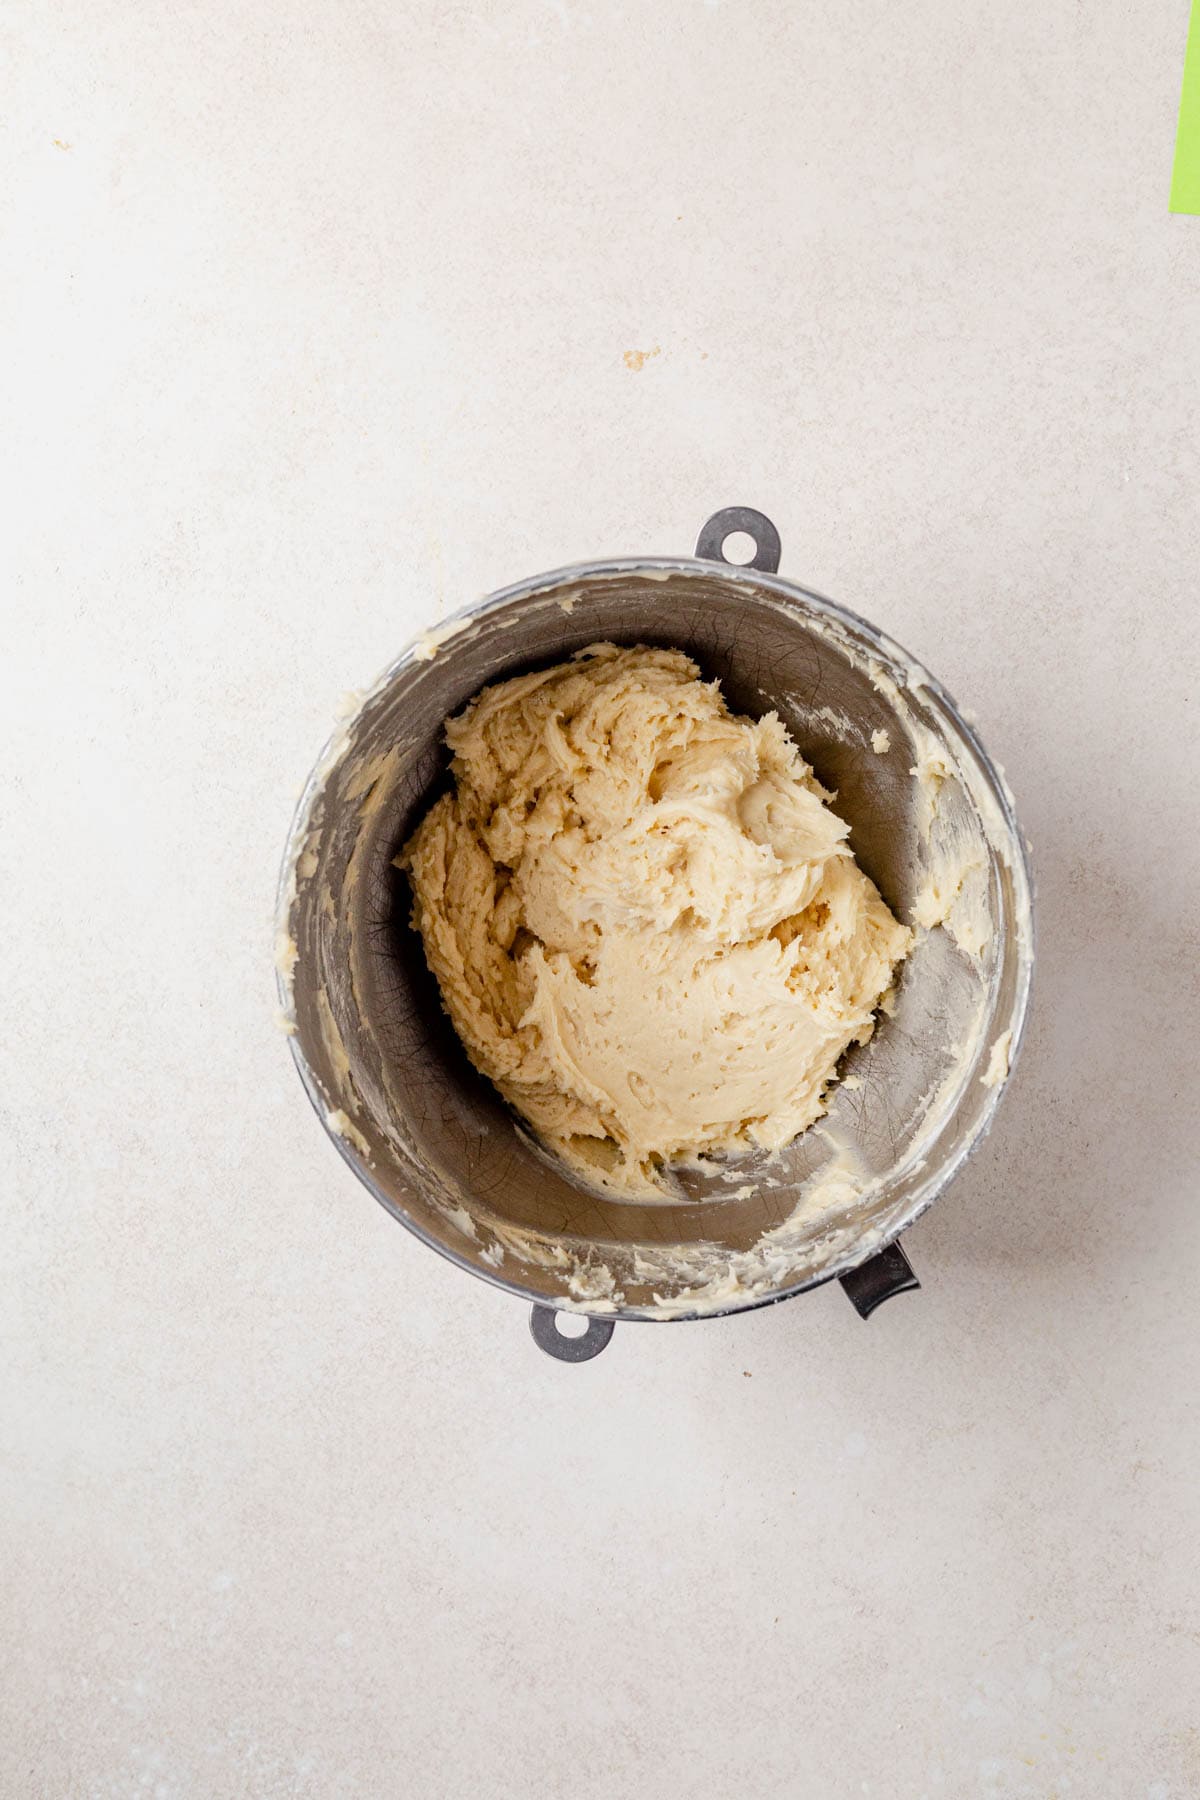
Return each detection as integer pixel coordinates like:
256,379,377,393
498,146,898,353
721,531,757,565
529,1304,615,1362
694,506,782,574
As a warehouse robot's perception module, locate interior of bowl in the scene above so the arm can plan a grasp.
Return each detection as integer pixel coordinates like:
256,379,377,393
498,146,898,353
278,560,1032,1318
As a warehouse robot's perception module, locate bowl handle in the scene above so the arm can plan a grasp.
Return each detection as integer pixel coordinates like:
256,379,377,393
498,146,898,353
838,1240,921,1318
529,1305,615,1362
695,506,782,574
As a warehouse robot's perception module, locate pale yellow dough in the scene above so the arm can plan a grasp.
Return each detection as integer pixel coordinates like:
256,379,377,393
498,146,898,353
400,645,912,1197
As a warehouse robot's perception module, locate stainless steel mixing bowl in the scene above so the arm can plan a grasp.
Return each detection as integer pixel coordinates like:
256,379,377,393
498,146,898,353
277,508,1033,1360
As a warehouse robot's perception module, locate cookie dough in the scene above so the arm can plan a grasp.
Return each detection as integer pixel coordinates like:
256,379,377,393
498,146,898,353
400,644,912,1197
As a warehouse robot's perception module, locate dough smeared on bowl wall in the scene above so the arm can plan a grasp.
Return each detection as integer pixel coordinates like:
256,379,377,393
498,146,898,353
400,644,912,1198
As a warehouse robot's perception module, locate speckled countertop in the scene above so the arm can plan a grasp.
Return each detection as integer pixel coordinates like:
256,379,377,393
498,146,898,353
5,3,1200,1795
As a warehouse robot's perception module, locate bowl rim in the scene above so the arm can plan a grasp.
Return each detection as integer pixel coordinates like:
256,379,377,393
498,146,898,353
276,551,1036,1323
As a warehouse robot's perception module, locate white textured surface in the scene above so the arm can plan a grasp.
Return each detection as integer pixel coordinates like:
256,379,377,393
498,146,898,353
4,3,1199,1795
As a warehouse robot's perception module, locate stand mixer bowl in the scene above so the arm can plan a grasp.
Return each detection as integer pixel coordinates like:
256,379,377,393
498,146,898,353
276,508,1033,1360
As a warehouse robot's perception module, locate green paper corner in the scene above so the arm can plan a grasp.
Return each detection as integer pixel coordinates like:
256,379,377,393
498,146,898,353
1172,0,1200,213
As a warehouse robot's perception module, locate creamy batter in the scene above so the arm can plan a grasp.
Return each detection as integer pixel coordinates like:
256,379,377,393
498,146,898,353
400,644,912,1197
